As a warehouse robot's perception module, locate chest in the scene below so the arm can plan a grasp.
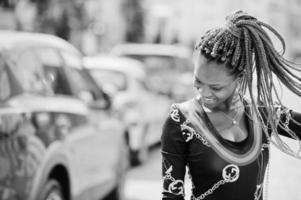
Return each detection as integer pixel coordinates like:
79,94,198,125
185,120,270,184
187,138,270,195
208,111,249,142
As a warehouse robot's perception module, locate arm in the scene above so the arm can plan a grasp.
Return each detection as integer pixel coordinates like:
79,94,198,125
161,106,187,200
277,107,301,139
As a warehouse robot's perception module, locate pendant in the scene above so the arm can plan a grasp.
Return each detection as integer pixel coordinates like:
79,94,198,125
232,120,237,125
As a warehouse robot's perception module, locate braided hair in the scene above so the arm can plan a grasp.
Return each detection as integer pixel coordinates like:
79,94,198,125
195,10,301,158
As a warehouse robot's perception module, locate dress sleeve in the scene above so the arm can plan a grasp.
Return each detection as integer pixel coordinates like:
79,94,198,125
277,106,301,139
161,105,187,200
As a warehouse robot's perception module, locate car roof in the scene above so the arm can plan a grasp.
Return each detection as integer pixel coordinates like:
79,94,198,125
83,55,146,78
111,43,192,58
0,30,81,55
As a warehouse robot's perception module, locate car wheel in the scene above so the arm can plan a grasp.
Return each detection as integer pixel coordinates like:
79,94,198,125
130,144,149,166
103,184,123,200
41,179,65,200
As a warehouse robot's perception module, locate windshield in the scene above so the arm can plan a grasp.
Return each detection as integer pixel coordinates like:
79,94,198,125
0,56,11,102
12,51,53,95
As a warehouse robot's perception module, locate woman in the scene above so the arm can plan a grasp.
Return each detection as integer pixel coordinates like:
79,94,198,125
161,10,301,200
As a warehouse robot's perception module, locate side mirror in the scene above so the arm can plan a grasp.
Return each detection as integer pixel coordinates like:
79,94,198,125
90,89,113,110
89,98,111,110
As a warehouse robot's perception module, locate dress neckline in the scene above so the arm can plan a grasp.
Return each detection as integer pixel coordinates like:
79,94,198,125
201,100,254,154
179,98,263,166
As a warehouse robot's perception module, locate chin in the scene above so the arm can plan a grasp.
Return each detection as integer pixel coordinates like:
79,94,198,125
203,102,217,109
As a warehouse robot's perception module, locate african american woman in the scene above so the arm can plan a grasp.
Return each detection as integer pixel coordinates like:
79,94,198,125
161,10,301,200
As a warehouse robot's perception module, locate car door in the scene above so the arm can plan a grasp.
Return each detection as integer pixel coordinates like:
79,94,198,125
0,54,46,200
48,49,124,197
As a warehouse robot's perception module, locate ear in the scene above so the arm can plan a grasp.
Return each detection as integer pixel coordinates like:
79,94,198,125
235,73,245,84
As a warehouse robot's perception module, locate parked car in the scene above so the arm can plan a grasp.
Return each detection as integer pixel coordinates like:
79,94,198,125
84,55,171,165
0,31,128,200
111,43,196,102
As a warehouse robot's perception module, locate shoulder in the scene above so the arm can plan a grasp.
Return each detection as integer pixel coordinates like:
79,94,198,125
162,100,195,141
161,103,191,153
162,102,190,137
163,104,183,131
164,99,192,125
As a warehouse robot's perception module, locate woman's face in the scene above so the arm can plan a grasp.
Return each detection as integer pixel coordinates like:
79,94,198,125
193,56,239,110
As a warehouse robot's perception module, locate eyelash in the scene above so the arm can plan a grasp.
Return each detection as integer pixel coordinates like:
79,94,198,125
211,87,223,91
194,82,223,91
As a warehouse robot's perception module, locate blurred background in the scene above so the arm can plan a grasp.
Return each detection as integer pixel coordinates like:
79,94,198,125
1,0,301,58
0,0,301,200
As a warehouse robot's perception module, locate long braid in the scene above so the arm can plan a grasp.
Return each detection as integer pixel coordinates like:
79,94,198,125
194,10,301,158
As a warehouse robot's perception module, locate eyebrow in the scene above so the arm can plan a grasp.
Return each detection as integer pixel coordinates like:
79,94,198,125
194,75,226,87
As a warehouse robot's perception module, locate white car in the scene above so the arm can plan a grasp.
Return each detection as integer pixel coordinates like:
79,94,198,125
0,31,128,200
84,55,171,165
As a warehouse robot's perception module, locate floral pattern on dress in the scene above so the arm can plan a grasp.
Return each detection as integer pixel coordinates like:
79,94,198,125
163,164,185,197
169,105,211,147
170,104,180,122
181,120,195,142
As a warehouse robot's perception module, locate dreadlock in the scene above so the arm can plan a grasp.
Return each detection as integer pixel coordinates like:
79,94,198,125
195,10,301,158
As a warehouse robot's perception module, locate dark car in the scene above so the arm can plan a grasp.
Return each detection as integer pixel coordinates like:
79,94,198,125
0,31,128,200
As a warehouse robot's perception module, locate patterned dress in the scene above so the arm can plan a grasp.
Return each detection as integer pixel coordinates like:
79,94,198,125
161,100,301,200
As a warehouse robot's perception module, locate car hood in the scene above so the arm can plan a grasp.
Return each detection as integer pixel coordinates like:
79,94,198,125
5,94,89,115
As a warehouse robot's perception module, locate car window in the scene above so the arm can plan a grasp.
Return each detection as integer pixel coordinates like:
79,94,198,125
89,69,127,92
43,66,72,95
60,51,96,103
14,50,51,94
36,48,71,95
0,58,11,101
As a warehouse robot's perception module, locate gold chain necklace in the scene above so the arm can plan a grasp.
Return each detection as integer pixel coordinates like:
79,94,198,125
218,107,242,126
202,103,243,126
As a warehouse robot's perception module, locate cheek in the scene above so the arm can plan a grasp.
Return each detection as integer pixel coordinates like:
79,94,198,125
214,88,236,101
214,91,229,100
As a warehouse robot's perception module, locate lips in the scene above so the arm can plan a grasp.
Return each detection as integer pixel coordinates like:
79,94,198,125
203,97,216,104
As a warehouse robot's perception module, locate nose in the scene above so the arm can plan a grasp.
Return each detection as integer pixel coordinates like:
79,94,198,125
198,85,212,98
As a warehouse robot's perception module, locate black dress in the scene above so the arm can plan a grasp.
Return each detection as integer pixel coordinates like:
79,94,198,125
161,100,301,200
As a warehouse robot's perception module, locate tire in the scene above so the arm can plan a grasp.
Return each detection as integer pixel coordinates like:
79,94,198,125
130,144,149,166
103,185,123,200
40,179,65,200
128,124,150,166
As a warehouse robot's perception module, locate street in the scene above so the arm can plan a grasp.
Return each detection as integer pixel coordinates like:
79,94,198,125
125,138,301,200
124,144,193,200
124,145,163,200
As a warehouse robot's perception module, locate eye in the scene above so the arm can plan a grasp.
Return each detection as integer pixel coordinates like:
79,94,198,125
211,87,223,91
193,81,203,89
